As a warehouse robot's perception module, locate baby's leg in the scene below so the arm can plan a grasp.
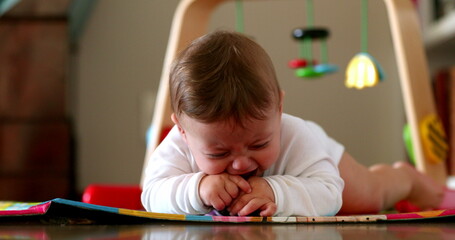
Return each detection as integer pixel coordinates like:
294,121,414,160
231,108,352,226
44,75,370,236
337,152,444,214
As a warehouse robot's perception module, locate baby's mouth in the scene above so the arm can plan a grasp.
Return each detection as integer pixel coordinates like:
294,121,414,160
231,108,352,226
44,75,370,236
240,169,258,179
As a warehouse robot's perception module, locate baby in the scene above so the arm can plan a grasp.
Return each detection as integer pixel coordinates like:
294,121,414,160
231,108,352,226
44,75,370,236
141,30,447,217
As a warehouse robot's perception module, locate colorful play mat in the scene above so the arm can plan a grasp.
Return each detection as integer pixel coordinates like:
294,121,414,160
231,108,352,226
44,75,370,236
1,198,455,224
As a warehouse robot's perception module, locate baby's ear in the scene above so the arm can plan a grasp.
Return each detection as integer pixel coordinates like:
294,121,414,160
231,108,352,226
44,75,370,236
279,90,285,113
171,113,188,142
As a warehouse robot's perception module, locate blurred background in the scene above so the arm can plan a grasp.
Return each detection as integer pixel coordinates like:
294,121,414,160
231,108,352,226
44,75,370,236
0,0,453,201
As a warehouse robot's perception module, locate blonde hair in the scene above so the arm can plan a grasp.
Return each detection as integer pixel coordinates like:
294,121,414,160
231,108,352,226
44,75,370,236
170,30,281,126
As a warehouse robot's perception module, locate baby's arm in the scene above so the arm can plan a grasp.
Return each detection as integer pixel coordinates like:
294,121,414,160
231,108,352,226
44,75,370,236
228,159,342,217
268,158,343,217
141,127,211,214
199,173,251,211
258,116,344,217
142,171,208,214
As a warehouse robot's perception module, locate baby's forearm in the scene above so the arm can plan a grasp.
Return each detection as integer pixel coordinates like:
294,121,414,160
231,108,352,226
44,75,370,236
265,174,343,216
141,172,210,214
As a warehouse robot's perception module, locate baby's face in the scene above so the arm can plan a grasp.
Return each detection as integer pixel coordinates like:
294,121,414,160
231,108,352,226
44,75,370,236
176,110,282,178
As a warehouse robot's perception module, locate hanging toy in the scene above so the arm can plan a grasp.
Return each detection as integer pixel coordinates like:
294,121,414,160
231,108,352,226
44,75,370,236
235,0,244,33
345,0,385,89
420,114,449,164
289,0,338,79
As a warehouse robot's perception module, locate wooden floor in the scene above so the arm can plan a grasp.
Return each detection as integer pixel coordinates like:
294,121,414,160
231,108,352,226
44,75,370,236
1,222,454,239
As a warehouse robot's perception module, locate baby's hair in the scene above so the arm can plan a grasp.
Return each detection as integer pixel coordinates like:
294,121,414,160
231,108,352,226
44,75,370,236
170,30,281,127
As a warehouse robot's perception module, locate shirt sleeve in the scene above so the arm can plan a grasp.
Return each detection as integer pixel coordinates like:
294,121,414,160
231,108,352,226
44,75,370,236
141,126,211,214
264,115,344,216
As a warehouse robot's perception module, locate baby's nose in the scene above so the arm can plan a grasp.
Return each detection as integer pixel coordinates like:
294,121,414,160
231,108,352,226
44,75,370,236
232,155,252,170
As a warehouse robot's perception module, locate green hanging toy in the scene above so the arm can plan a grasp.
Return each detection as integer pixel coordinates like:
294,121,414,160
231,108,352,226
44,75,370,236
289,0,338,79
235,0,244,33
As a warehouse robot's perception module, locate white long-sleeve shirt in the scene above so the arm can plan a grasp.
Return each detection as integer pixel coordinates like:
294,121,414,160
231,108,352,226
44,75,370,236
141,113,345,216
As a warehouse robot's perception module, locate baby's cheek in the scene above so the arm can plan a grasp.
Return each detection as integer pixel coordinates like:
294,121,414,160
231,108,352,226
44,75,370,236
197,159,228,175
260,149,280,169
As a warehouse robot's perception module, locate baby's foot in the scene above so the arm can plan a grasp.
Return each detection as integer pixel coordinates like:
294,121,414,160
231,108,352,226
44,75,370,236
393,161,444,210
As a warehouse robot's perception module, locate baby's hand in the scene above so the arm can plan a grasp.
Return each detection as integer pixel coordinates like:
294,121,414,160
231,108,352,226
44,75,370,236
228,176,276,217
199,173,251,211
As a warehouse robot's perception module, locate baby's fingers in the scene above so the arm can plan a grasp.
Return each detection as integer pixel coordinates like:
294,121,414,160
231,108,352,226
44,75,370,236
218,190,235,208
228,175,251,194
211,195,228,211
232,198,276,217
228,195,249,216
258,202,277,217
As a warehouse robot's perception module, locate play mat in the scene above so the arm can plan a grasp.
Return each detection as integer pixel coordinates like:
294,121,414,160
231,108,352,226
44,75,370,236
1,198,455,224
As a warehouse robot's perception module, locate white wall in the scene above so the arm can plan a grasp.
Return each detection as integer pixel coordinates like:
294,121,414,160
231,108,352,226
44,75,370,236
75,0,406,193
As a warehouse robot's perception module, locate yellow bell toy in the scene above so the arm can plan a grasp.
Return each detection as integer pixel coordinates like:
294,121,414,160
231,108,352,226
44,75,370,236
345,0,385,90
345,52,384,89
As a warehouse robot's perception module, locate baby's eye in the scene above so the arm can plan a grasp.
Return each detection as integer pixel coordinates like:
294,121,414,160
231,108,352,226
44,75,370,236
250,141,269,150
207,152,229,159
